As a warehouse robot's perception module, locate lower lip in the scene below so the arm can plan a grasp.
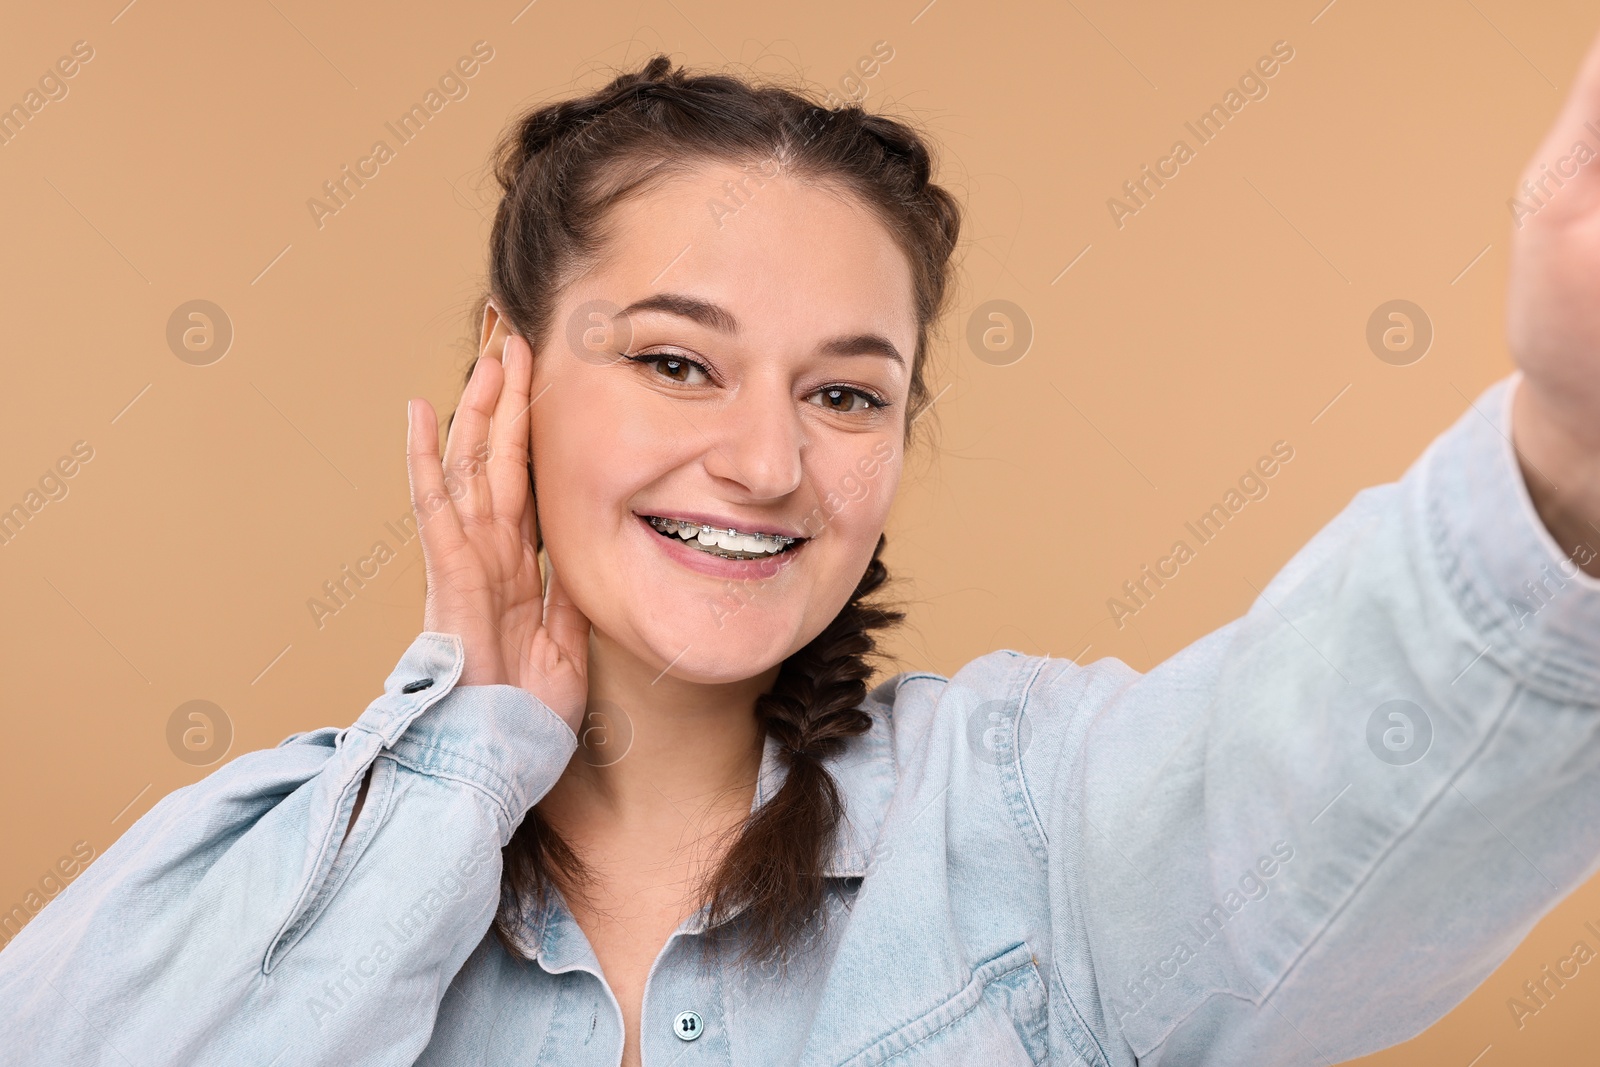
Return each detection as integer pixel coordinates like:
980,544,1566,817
634,514,805,580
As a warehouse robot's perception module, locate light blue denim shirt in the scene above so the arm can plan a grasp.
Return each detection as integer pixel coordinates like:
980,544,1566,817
6,374,1600,1066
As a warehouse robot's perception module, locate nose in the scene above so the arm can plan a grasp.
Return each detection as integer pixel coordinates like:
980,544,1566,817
700,386,805,501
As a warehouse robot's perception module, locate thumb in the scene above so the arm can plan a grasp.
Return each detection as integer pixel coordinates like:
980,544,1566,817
1518,25,1600,222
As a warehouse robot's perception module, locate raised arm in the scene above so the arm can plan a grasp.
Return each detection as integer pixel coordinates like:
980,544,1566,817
0,328,590,1065
0,636,577,1065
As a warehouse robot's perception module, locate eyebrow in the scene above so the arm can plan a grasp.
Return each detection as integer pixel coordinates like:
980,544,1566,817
619,291,905,367
818,333,904,366
621,293,738,334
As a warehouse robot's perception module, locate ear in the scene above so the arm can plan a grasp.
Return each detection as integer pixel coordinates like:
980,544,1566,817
479,300,511,360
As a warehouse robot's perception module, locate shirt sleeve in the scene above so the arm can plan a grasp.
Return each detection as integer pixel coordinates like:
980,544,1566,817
0,631,577,1067
1019,373,1600,1065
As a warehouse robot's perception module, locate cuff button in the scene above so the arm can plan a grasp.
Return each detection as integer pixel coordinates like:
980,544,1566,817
401,678,435,694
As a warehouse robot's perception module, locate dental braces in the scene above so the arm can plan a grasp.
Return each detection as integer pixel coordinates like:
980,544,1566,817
647,515,798,550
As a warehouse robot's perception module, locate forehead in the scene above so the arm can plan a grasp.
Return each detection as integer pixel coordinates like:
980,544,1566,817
577,161,919,351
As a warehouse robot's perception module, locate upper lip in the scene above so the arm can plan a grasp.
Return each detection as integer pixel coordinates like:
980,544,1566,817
637,510,810,541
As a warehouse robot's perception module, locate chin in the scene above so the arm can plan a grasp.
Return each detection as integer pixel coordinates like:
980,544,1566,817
640,639,789,685
575,561,806,683
575,560,838,686
545,499,880,686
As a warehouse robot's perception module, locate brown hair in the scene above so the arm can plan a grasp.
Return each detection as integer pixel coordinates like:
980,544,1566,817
467,55,962,967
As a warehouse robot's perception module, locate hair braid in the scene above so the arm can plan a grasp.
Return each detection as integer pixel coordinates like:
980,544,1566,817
695,536,901,968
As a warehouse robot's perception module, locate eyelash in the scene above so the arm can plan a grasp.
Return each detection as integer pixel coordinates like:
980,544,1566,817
622,351,891,413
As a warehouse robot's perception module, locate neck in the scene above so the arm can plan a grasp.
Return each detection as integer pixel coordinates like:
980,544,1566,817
538,628,776,836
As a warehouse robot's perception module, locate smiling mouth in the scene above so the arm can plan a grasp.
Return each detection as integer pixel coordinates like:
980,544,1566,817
644,515,805,560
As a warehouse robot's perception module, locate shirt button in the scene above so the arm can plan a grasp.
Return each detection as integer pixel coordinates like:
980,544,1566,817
672,1010,703,1041
400,678,434,694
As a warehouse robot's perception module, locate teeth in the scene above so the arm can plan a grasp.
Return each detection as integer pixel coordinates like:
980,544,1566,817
647,516,795,558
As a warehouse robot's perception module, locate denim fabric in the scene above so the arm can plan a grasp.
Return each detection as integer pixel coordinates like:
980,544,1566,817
5,374,1600,1066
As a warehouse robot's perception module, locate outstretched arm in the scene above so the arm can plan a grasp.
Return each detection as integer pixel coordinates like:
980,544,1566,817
1022,25,1600,1066
1029,373,1600,1065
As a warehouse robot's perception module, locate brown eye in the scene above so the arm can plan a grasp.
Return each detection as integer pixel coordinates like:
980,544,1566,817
809,386,879,413
629,353,710,385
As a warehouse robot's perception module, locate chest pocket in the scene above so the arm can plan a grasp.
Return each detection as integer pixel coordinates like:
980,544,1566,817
836,943,1049,1066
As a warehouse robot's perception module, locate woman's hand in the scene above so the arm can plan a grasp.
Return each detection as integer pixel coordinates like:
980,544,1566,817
405,333,590,732
1507,26,1600,573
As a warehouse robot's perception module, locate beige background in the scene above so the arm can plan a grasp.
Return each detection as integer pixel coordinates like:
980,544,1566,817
1,0,1595,1061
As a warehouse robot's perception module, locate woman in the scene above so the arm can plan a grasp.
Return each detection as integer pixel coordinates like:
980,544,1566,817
6,44,1600,1067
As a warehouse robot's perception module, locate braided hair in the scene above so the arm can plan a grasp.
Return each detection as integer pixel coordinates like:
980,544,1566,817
477,55,961,968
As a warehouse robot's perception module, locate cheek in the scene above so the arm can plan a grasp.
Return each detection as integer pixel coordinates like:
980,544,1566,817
527,370,710,613
530,370,690,518
528,380,625,587
832,441,901,518
805,440,901,575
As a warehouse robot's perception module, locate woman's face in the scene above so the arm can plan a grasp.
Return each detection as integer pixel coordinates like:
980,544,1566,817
519,162,918,684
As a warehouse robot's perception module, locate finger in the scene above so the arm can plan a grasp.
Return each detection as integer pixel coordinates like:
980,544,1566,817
488,333,535,526
1557,25,1600,139
540,563,592,665
442,354,501,524
406,398,466,566
1522,26,1600,201
518,474,540,567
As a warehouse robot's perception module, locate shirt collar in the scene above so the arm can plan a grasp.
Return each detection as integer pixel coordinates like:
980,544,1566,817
519,687,898,957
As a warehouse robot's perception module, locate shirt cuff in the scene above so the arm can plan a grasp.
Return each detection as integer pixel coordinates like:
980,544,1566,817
1425,373,1600,704
347,631,579,830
